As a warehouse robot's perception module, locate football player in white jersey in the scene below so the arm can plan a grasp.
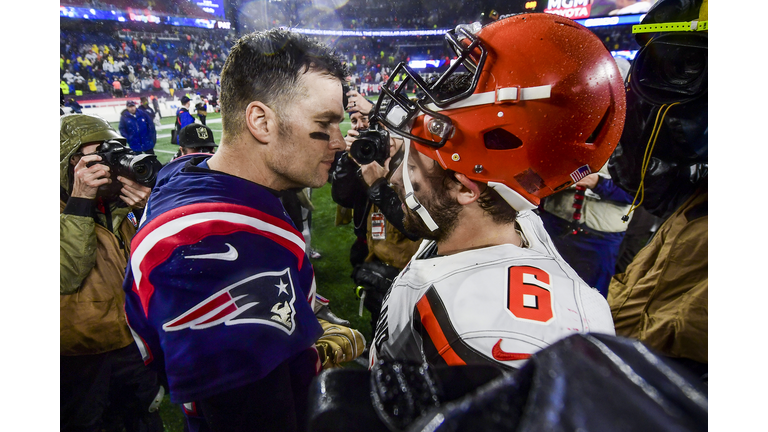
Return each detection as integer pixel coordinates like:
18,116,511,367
368,13,627,370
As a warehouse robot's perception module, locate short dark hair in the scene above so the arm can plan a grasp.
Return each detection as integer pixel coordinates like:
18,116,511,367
476,186,518,224
436,168,517,225
428,71,473,101
220,29,348,140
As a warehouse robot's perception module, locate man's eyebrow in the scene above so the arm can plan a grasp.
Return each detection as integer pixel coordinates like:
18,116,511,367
314,110,345,124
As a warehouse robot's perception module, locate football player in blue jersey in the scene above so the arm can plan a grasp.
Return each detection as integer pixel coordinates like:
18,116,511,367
123,29,356,432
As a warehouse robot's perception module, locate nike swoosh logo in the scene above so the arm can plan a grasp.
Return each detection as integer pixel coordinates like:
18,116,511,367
492,339,532,361
185,243,239,261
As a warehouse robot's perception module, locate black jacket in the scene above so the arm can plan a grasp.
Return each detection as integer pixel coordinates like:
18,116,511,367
330,152,418,241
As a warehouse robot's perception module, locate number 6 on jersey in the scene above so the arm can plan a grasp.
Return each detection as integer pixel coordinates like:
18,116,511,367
506,266,554,323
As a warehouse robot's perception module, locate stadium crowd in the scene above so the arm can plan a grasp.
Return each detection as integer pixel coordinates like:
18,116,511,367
62,0,220,20
61,18,640,109
60,20,231,100
59,16,459,105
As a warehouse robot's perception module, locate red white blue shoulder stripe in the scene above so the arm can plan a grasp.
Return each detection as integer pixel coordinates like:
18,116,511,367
129,201,307,317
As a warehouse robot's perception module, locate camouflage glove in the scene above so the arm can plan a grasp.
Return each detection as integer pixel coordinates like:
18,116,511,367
316,318,366,369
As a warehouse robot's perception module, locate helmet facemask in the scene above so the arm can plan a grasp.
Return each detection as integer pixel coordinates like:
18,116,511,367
373,25,486,149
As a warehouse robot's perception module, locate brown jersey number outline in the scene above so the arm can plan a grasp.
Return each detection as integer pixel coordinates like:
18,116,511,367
506,266,554,323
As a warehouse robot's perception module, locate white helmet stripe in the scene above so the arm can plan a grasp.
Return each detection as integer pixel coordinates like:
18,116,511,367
425,85,551,112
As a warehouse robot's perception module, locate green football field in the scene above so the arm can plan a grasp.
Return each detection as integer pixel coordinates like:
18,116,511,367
112,112,373,430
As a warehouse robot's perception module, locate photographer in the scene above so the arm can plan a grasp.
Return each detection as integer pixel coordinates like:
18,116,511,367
331,96,421,337
60,114,163,432
345,87,371,118
607,0,708,381
333,99,371,267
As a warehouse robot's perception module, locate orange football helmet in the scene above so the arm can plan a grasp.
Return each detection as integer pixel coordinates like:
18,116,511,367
374,13,626,211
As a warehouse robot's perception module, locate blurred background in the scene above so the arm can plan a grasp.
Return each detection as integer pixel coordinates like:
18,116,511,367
60,0,652,116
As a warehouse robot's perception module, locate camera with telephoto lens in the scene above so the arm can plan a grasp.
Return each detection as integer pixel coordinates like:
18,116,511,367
350,127,390,166
86,140,163,198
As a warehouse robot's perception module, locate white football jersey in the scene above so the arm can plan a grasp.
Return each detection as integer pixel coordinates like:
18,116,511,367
369,210,615,369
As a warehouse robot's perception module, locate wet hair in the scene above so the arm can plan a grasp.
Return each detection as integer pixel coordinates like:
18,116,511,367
219,29,348,139
476,185,518,224
427,71,473,102
435,167,517,225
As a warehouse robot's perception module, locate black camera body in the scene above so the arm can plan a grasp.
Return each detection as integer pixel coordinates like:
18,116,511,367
342,83,350,109
86,140,162,198
350,128,390,166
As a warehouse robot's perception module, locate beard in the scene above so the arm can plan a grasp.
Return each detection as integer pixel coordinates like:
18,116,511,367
402,188,462,242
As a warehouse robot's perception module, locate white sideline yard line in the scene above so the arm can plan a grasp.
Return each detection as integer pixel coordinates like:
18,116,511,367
158,118,221,130
158,118,220,139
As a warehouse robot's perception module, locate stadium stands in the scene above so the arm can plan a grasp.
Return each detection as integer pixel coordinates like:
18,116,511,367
61,0,218,19
60,1,640,104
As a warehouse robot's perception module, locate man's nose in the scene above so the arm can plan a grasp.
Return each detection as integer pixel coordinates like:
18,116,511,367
329,127,345,151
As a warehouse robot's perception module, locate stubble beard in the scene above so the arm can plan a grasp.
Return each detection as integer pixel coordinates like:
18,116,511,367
401,188,462,242
271,116,330,190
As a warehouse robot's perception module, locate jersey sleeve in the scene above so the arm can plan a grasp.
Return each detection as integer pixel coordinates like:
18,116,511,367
123,202,323,404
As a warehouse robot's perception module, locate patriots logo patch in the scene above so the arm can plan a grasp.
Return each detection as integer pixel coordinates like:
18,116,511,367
162,268,298,334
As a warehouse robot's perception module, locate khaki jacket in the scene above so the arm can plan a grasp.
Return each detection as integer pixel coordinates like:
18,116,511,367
542,164,632,233
59,114,140,356
608,185,708,363
60,200,136,356
365,204,421,270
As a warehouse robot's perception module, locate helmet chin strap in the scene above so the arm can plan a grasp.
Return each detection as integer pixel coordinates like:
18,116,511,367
401,141,439,232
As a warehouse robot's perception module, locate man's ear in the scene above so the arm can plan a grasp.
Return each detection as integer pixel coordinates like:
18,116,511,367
454,172,482,206
245,101,277,144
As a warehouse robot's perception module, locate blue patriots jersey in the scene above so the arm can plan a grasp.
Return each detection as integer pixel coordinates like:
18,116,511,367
123,155,323,404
